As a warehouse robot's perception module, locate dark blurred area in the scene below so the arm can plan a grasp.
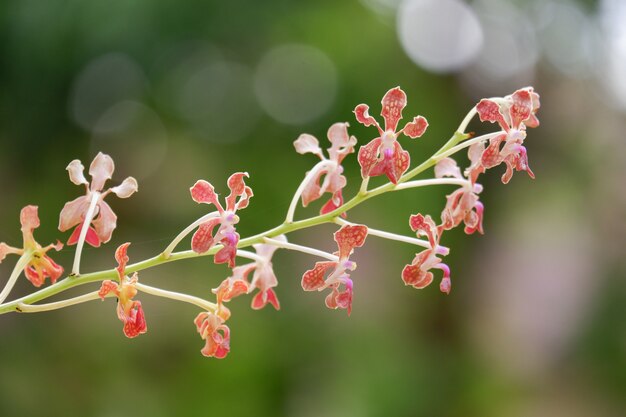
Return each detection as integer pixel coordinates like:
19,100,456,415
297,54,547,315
0,0,624,416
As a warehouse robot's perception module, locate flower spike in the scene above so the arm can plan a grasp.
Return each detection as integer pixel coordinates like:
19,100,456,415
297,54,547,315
98,243,147,338
301,224,368,315
189,172,253,268
0,206,63,290
354,87,429,184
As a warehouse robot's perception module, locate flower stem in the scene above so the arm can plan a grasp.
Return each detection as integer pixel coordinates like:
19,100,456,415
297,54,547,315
17,290,105,313
263,237,338,261
0,118,497,315
236,250,265,263
285,160,332,224
434,131,502,161
163,211,220,258
72,192,100,276
394,178,470,191
0,251,32,304
135,283,217,312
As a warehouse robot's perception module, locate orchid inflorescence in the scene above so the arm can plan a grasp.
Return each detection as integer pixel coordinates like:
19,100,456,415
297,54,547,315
0,86,540,358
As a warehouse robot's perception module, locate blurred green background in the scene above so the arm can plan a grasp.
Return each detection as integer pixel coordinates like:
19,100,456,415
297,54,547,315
0,0,624,416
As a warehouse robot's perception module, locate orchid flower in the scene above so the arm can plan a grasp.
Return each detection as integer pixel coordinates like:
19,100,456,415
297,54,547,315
212,235,285,310
467,87,541,184
292,122,357,216
354,87,428,184
194,307,231,359
59,152,138,275
189,173,253,268
401,214,452,294
98,243,147,338
301,224,368,315
435,158,484,235
0,206,63,301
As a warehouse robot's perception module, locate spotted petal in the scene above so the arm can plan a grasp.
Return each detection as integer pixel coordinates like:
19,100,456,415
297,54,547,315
380,87,407,131
334,224,367,260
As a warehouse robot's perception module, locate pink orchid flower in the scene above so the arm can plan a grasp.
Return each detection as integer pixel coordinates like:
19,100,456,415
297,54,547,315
401,214,452,294
212,235,285,310
194,307,231,359
354,87,428,184
435,158,484,235
301,224,368,315
189,172,253,268
59,152,138,247
467,87,541,184
0,206,63,287
293,122,357,215
98,243,147,338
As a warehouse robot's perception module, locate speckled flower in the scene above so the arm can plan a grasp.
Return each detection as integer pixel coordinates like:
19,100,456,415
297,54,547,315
435,158,484,235
212,236,285,310
401,214,452,294
98,243,147,338
354,87,428,184
59,152,138,247
301,225,368,315
194,307,231,359
294,122,357,215
467,87,540,184
0,205,63,287
189,172,253,268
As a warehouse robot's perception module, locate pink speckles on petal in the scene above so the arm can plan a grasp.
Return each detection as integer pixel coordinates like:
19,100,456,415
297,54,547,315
225,172,250,211
380,87,407,131
509,89,532,129
357,137,382,178
115,242,131,278
301,261,336,291
99,280,119,299
402,116,428,139
334,224,367,260
401,261,434,289
122,301,147,338
190,180,222,211
476,99,508,131
354,104,379,130
191,218,220,254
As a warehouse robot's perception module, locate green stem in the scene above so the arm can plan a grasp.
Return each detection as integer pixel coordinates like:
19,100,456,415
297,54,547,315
0,122,477,315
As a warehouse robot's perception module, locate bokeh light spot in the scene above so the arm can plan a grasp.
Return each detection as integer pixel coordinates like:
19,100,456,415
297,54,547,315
254,44,338,125
398,0,483,73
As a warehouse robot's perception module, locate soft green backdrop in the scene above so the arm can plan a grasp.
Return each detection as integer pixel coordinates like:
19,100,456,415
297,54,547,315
0,0,624,416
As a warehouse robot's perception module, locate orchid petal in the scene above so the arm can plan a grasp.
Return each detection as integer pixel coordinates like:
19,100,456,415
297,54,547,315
89,152,115,192
380,87,407,131
294,134,323,158
110,177,138,198
66,160,88,186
